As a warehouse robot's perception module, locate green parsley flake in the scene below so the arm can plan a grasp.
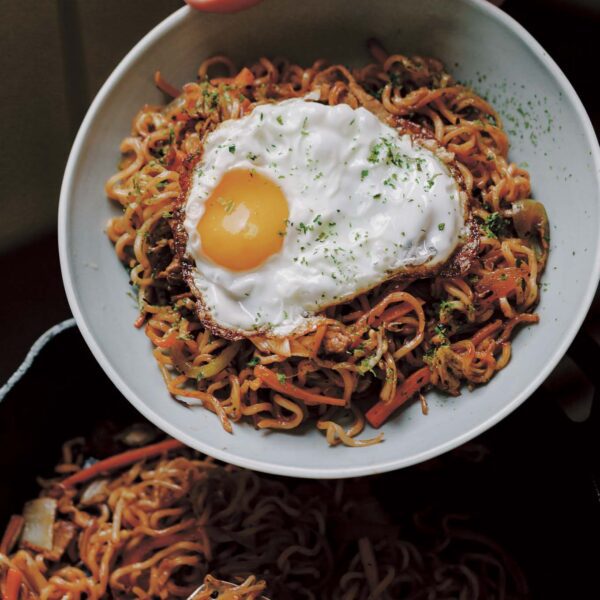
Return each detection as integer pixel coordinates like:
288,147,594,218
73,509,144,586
426,173,441,190
438,299,452,315
482,212,509,239
368,142,382,163
434,323,448,338
423,347,437,361
383,175,397,189
301,117,309,136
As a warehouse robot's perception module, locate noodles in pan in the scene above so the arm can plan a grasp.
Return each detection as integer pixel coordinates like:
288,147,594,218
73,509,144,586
0,432,528,599
105,41,549,445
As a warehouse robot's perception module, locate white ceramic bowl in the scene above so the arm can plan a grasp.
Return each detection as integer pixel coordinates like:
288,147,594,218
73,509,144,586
59,0,600,478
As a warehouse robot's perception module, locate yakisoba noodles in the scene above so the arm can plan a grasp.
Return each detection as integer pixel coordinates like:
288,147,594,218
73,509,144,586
190,575,267,599
0,431,529,598
105,41,549,446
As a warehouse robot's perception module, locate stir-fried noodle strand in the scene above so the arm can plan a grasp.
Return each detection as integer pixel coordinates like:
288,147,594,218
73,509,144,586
0,435,528,599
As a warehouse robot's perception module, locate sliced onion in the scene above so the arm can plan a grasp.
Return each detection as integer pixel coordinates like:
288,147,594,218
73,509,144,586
117,424,157,447
252,336,291,357
304,90,320,101
511,199,549,264
183,341,242,379
356,330,385,375
21,498,56,552
45,520,77,562
80,479,109,506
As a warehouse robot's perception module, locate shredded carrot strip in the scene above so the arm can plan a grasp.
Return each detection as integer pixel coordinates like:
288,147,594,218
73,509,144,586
366,366,431,428
234,67,255,87
60,439,185,488
3,568,22,600
470,319,502,347
0,515,24,555
254,365,346,407
154,71,181,98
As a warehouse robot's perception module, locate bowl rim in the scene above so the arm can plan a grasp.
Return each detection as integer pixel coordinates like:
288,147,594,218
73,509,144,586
58,0,600,478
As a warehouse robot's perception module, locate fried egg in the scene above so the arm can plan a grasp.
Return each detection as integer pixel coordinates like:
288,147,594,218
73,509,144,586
180,98,468,338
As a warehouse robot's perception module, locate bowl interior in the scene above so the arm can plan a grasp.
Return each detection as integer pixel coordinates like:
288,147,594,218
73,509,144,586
60,0,600,477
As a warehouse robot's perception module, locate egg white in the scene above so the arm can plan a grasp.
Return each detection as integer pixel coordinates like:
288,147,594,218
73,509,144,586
183,98,465,337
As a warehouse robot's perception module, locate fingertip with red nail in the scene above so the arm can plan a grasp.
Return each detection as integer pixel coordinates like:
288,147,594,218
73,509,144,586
185,0,263,14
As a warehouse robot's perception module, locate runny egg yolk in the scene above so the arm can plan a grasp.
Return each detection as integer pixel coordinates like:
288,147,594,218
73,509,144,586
197,168,289,271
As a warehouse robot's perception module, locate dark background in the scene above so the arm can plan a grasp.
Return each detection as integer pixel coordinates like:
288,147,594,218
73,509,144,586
0,1,599,598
